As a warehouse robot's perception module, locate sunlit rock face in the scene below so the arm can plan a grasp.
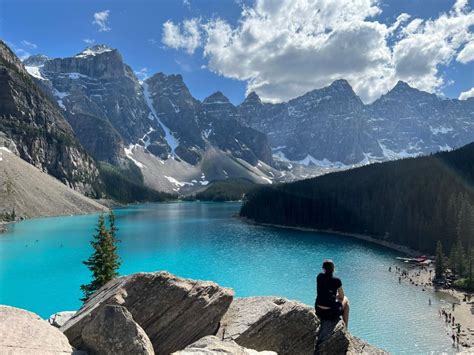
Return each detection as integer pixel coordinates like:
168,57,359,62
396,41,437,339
0,40,98,193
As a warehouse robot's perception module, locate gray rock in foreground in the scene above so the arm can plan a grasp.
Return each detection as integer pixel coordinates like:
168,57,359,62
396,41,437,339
82,305,154,355
217,296,319,355
172,335,276,355
315,319,388,355
61,271,234,354
0,305,76,354
49,311,76,328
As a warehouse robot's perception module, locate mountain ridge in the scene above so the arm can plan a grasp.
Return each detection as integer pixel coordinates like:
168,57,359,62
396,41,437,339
23,44,279,193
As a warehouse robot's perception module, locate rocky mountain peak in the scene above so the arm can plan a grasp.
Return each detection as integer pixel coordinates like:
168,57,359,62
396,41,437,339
240,91,262,107
203,91,231,105
329,78,352,89
23,54,50,66
325,79,359,97
74,44,115,58
146,72,192,98
42,44,126,80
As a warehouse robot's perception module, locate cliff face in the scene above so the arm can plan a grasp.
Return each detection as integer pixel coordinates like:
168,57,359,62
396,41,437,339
0,41,98,194
40,45,153,163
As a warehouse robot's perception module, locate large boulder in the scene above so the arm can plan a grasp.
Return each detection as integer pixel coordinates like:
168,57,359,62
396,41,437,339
217,296,319,355
0,305,77,354
315,319,387,355
61,271,234,354
172,336,276,355
82,305,154,355
49,311,76,328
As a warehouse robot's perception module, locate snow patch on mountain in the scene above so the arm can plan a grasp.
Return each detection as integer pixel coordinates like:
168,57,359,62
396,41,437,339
124,145,145,168
142,81,180,156
430,126,453,135
25,65,45,80
52,89,70,110
298,154,346,168
378,140,420,160
75,45,114,58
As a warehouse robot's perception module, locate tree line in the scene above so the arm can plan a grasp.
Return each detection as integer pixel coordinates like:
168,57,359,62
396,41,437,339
241,142,474,256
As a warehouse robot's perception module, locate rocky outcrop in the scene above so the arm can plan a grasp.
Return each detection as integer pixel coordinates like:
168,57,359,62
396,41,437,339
315,319,349,354
61,271,234,354
82,305,154,355
0,40,99,194
217,296,319,355
315,319,388,355
49,311,76,328
1,272,387,355
172,336,276,355
0,305,77,354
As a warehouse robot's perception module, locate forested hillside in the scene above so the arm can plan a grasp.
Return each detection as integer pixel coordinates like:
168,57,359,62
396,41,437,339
241,143,474,253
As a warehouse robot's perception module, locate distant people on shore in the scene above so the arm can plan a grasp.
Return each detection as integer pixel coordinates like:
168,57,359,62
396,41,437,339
315,259,350,328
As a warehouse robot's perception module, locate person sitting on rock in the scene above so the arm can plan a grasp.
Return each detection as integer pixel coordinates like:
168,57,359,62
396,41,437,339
315,259,350,328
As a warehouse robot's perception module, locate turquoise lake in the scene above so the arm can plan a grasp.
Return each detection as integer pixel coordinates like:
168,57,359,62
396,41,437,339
0,202,455,353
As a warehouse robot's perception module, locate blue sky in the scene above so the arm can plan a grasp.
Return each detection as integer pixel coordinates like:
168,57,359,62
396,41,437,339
1,0,473,104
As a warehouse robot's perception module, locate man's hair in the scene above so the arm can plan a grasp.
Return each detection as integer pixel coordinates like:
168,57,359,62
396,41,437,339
322,259,335,275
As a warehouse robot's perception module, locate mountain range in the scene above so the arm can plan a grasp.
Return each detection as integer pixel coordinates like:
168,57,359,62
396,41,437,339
4,42,474,196
238,79,474,166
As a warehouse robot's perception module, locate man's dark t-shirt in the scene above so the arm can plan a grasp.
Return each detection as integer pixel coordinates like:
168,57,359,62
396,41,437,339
315,272,342,307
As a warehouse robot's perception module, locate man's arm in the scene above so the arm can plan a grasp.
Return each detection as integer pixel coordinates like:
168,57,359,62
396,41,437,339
337,286,345,302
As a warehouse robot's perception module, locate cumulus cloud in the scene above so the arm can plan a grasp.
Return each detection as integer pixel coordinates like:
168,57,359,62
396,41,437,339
21,40,37,49
459,87,474,100
457,40,474,63
162,18,201,54
93,10,111,32
161,0,474,103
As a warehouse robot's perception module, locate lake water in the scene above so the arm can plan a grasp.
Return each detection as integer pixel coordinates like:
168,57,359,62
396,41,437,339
0,202,455,353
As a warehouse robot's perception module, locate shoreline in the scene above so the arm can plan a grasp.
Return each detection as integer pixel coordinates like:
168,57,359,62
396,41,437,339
396,265,474,351
0,199,115,233
239,216,421,257
240,217,473,351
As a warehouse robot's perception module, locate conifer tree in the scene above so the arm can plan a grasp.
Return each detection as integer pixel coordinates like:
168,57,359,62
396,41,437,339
435,240,445,280
80,211,121,302
455,237,466,277
449,247,457,275
468,244,473,289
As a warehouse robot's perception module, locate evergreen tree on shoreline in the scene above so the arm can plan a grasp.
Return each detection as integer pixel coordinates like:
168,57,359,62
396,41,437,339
80,211,121,302
435,241,445,280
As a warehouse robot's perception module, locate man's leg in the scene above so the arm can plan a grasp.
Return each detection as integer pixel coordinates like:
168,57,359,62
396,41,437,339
342,296,350,328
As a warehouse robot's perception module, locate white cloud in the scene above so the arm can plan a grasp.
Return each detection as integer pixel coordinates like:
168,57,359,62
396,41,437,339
161,0,474,103
21,40,37,49
93,10,111,32
134,67,149,80
457,40,474,63
392,0,474,94
83,38,96,45
459,87,474,100
7,41,31,61
162,18,201,54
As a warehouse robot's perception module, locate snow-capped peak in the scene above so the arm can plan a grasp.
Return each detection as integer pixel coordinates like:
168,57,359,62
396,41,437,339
22,54,50,67
75,44,114,58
